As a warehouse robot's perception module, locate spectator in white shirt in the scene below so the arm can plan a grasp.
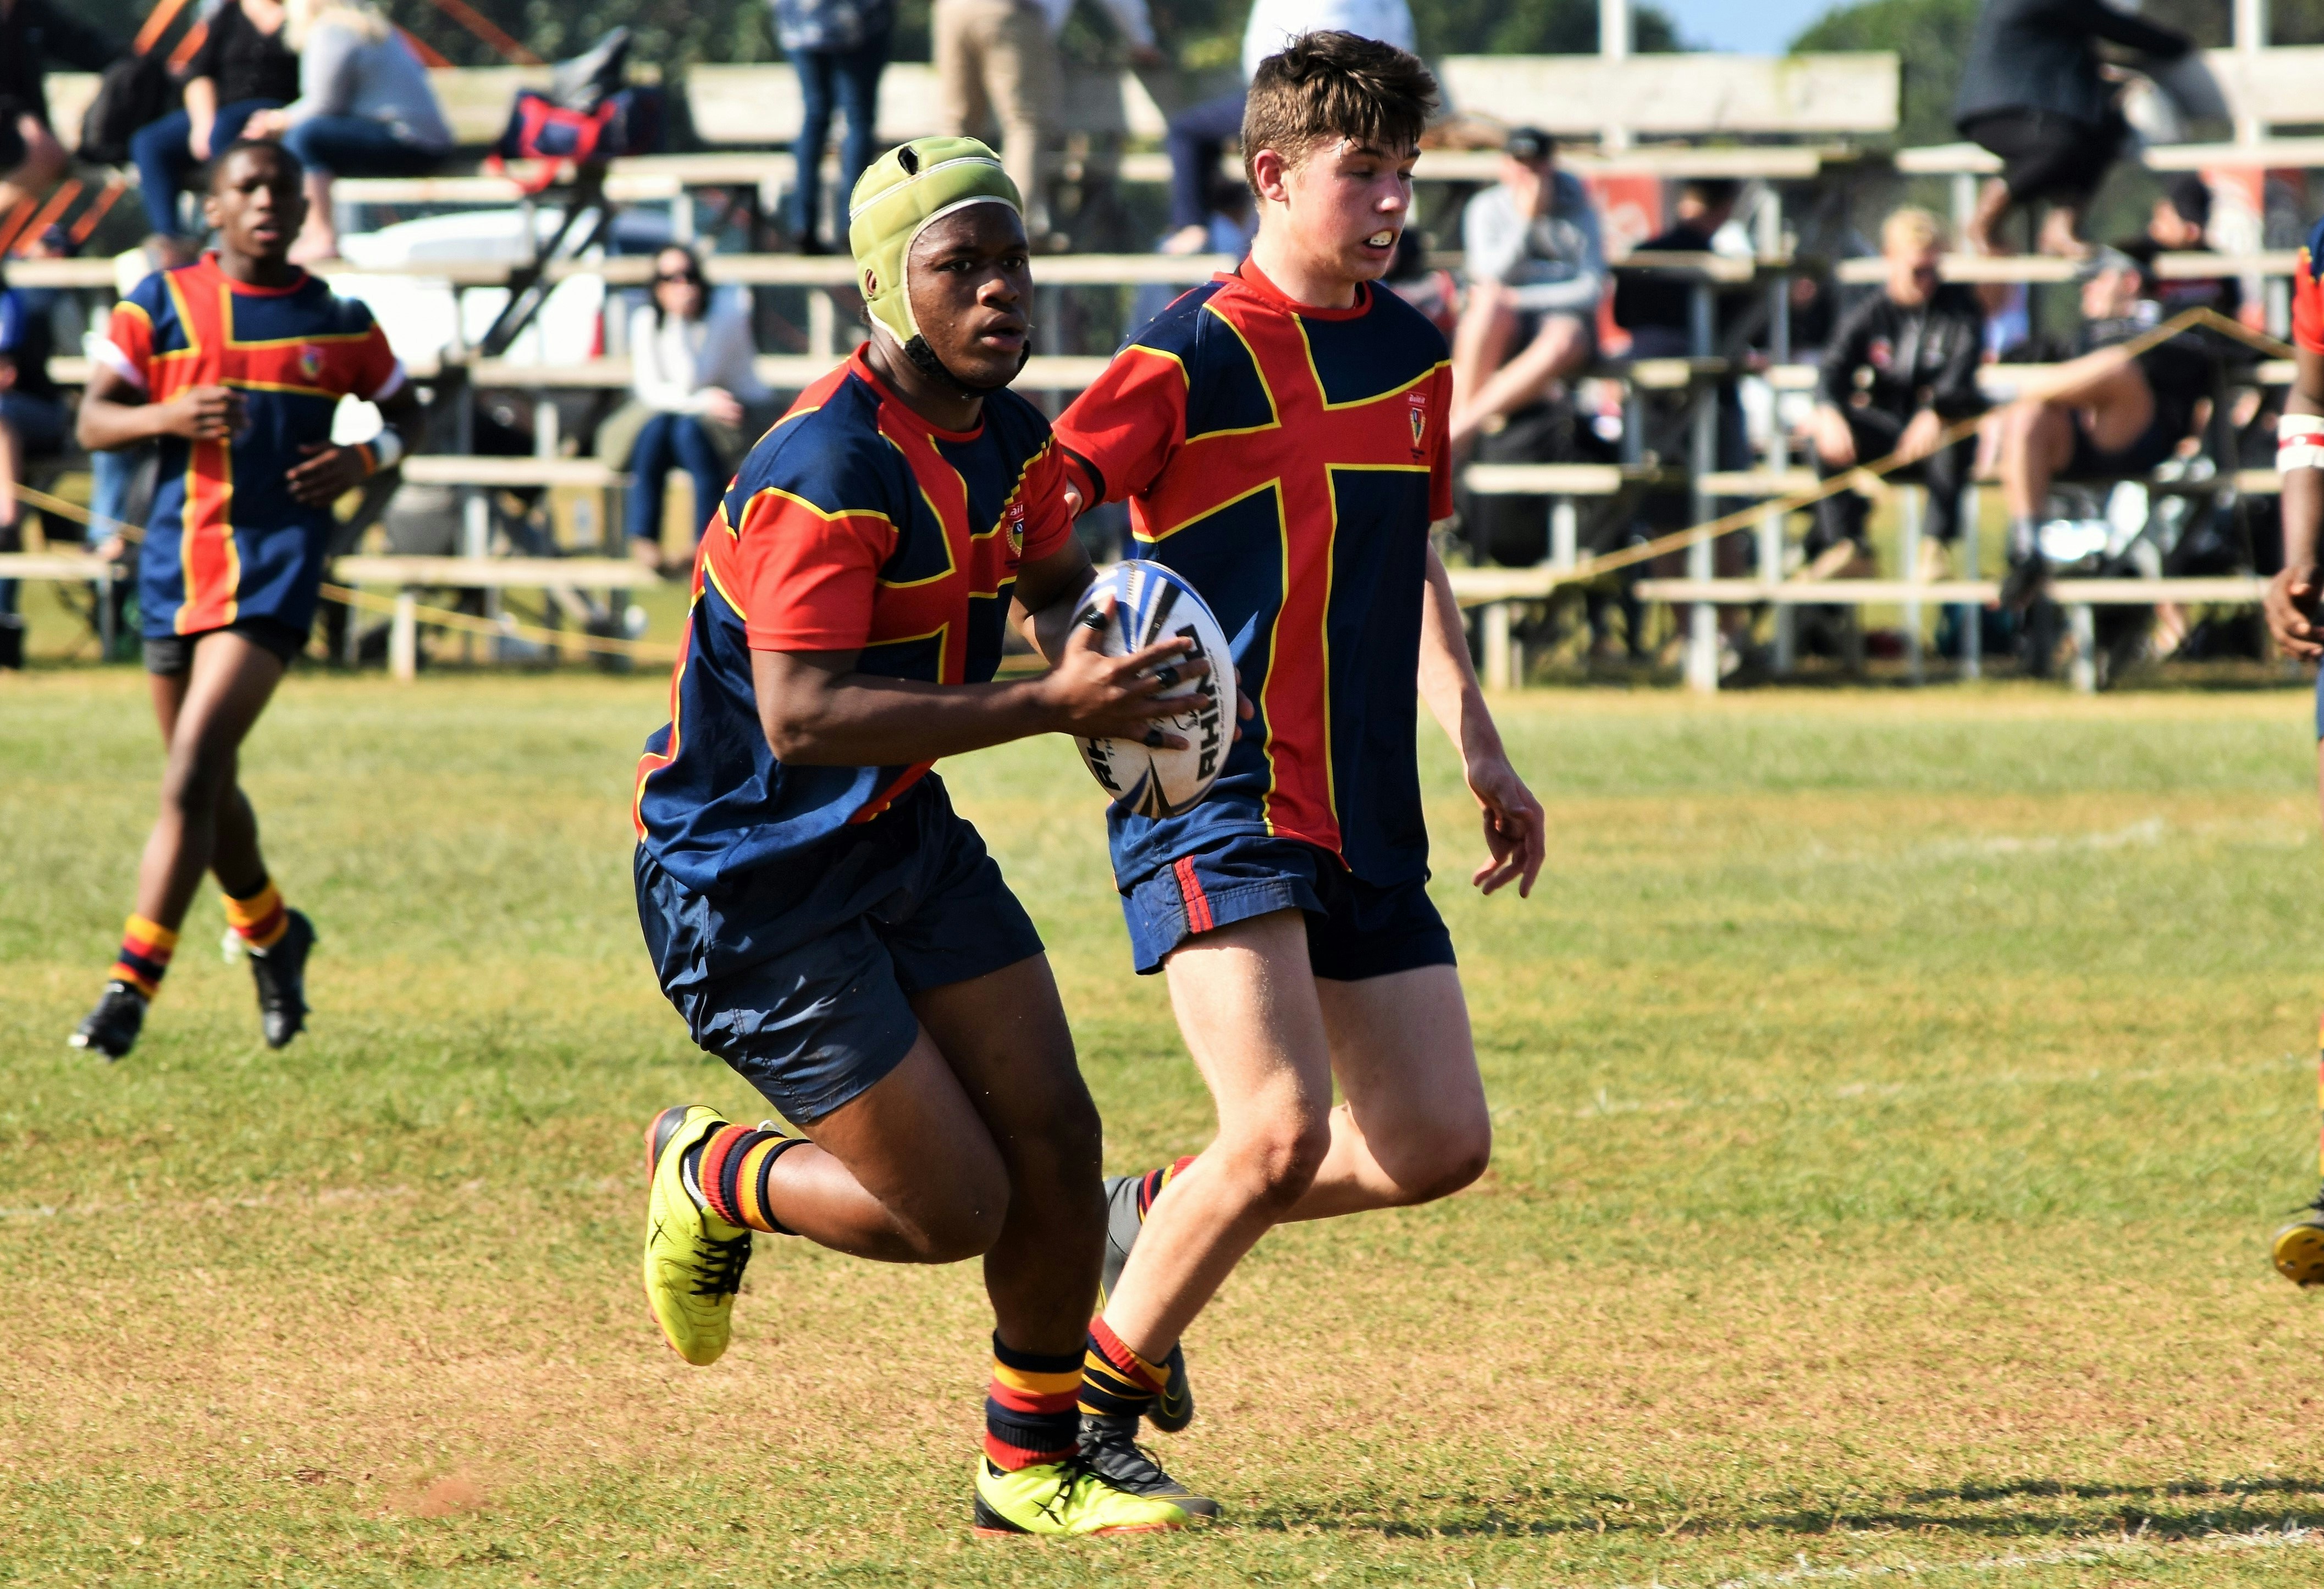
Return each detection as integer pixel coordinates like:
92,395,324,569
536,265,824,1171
1159,4,1416,255
935,0,1165,244
605,247,771,569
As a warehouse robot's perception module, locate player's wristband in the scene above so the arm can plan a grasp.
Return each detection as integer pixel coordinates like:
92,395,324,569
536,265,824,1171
2279,413,2324,473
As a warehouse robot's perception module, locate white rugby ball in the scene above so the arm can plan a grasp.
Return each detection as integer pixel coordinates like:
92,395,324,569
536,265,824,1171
1069,562,1235,818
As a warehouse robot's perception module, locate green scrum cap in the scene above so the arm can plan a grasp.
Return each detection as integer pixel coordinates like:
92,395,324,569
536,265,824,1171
848,136,1022,348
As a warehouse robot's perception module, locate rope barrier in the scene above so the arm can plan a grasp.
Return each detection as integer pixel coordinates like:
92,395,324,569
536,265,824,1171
10,478,683,664
1531,306,2292,590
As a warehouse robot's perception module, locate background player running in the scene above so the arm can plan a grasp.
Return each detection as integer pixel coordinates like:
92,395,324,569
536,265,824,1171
71,140,417,1061
1050,32,1547,1514
2261,218,2324,1286
632,137,1213,1538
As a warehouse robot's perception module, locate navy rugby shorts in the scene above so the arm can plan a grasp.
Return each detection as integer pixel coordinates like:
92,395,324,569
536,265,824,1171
634,776,1045,1125
1121,831,1454,980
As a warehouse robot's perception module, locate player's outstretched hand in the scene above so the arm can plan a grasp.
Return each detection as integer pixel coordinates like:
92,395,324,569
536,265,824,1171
2264,564,2324,660
284,441,368,506
1465,749,1545,898
163,384,246,442
1039,594,1208,748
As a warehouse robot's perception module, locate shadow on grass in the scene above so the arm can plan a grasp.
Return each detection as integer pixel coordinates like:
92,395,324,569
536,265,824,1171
1229,1477,2324,1543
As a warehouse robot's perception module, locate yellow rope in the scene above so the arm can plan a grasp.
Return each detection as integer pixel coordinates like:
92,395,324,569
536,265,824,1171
1536,305,2289,589
12,477,682,662
315,581,681,663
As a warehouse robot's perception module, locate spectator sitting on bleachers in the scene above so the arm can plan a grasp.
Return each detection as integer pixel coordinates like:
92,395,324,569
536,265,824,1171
1997,245,2214,606
0,262,69,640
1157,0,1415,256
1807,207,1985,582
241,0,452,263
1610,178,1742,359
1450,126,1605,448
1955,0,2192,258
774,0,891,254
0,0,120,224
129,0,298,253
2139,174,2240,323
603,247,770,572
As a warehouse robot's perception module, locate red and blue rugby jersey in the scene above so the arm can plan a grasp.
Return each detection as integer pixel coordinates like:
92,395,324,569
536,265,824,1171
99,254,404,641
1052,261,1455,890
633,347,1076,893
2295,215,2324,355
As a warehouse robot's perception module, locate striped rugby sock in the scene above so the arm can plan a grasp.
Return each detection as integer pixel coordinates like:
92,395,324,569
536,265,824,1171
1133,1154,1199,1220
688,1122,809,1234
984,1335,1081,1471
222,878,289,951
110,915,176,998
1080,1315,1169,1421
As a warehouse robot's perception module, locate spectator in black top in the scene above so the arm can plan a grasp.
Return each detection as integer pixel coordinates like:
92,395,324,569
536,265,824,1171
2139,173,2240,323
1612,178,1742,358
1997,245,2216,602
0,0,120,223
1955,0,2193,257
1809,207,1987,580
129,0,296,250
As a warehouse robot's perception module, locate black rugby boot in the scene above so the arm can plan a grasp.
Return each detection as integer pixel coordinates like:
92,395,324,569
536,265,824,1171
1076,1411,1219,1519
247,910,316,1049
70,981,147,1060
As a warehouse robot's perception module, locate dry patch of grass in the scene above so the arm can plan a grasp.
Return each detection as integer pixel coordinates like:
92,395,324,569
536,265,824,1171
7,671,2324,1585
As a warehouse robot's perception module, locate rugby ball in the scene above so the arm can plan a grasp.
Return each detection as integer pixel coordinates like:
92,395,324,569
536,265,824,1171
1069,562,1235,818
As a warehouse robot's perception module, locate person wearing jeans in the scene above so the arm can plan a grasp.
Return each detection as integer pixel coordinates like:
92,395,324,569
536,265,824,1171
772,0,891,253
606,247,770,569
129,0,299,244
240,0,452,262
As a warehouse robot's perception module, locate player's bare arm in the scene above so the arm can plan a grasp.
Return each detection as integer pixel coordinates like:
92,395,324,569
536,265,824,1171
1419,539,1546,896
2265,344,2324,660
78,365,246,449
752,556,1203,766
283,383,423,506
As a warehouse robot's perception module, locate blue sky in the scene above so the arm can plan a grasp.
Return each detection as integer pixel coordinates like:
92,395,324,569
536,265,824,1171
1655,0,1843,52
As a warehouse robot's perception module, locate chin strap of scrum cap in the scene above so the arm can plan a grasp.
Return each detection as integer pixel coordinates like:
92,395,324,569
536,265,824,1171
901,332,1032,396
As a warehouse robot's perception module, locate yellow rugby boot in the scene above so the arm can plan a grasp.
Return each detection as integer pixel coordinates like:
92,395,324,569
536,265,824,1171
971,1455,1194,1538
642,1104,753,1365
2272,1197,2324,1287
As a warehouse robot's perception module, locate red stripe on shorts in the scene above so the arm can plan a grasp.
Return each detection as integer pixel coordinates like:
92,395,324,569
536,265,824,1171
1174,856,1214,935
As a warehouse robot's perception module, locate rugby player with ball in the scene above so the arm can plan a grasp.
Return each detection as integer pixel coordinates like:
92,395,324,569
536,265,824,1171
628,137,1217,1537
1048,31,1548,1514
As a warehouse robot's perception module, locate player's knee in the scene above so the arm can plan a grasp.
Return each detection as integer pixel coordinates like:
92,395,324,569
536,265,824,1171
1395,1115,1492,1205
160,742,236,818
1221,1114,1329,1214
896,1187,1007,1263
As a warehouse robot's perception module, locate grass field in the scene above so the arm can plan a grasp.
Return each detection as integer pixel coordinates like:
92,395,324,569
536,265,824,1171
11,670,2324,1586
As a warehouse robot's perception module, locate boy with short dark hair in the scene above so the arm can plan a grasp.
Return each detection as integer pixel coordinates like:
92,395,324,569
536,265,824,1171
1050,31,1545,1514
70,139,419,1060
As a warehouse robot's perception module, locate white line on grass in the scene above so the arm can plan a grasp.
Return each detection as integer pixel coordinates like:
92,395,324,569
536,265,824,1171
1585,1521,2320,1589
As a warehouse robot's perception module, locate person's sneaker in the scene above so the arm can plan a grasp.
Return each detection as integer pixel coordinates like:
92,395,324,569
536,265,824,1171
2273,1194,2324,1286
246,910,316,1049
1075,1412,1220,1520
1097,1174,1195,1433
70,981,147,1060
641,1104,754,1365
971,1454,1191,1537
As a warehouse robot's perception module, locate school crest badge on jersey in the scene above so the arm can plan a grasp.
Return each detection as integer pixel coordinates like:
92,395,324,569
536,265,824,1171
299,346,324,381
1407,391,1428,456
1004,499,1028,555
